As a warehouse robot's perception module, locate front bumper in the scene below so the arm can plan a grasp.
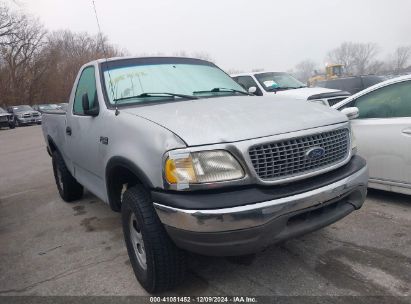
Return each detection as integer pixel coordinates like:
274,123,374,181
0,120,10,127
17,117,42,125
153,156,368,256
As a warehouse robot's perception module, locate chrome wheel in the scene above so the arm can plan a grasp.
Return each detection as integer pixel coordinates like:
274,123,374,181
129,213,147,269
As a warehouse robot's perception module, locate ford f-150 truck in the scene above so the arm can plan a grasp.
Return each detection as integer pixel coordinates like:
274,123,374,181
41,57,368,293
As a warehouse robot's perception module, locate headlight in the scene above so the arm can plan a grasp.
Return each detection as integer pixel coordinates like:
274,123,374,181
350,127,357,154
165,150,244,186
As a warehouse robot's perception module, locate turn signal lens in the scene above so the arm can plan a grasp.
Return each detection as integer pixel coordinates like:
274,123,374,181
165,156,197,184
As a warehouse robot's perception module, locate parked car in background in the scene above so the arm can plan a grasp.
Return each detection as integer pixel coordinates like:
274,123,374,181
232,71,351,106
0,107,15,129
42,56,368,293
316,75,386,94
32,104,62,113
7,105,42,126
57,103,68,111
333,75,411,195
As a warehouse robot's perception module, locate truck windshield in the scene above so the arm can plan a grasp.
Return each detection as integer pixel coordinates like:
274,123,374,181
101,58,247,105
254,72,306,92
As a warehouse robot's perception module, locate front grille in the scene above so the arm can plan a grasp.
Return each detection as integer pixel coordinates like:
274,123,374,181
327,97,346,107
23,113,31,118
249,128,350,180
32,113,40,117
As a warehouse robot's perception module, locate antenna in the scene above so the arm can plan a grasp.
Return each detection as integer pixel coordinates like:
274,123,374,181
91,0,119,116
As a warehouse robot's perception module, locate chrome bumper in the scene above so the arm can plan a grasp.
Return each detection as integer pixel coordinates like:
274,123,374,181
18,118,42,123
154,165,368,233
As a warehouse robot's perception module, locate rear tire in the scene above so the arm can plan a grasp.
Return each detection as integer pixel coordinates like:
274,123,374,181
52,151,83,202
122,185,186,293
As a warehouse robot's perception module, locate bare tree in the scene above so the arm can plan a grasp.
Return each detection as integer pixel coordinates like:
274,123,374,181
327,42,380,75
327,42,358,75
391,45,411,73
0,3,15,42
226,68,244,75
172,50,188,57
0,2,124,107
294,59,317,83
191,51,214,62
353,42,379,75
39,30,124,103
0,11,47,106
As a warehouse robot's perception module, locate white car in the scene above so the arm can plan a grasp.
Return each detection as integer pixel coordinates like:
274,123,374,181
333,75,411,195
231,72,351,106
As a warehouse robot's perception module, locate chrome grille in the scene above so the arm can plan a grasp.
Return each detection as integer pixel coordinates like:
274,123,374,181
249,128,350,180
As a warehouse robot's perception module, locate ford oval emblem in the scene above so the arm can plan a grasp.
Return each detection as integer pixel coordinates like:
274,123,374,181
306,147,325,160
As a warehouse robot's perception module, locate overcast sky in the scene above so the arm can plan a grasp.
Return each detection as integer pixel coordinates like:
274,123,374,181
9,0,411,72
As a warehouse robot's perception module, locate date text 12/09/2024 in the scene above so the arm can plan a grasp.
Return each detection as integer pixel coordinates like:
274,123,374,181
150,297,258,303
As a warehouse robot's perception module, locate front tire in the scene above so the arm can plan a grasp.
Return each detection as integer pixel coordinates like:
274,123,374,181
122,185,186,293
52,151,83,202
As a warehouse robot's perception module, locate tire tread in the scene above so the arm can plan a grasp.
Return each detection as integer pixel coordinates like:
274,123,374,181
122,185,186,293
52,151,83,202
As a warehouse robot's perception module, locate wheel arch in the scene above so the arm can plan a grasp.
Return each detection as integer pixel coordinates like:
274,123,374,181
105,156,154,212
47,135,59,156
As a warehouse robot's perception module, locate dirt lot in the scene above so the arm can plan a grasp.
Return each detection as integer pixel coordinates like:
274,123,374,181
0,125,410,299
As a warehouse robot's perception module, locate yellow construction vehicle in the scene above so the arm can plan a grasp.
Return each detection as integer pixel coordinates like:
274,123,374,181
308,64,345,87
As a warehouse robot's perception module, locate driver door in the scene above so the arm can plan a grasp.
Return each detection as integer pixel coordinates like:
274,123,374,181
66,65,107,199
233,76,263,96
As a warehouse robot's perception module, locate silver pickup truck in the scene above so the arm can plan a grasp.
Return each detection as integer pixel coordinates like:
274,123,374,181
41,57,368,293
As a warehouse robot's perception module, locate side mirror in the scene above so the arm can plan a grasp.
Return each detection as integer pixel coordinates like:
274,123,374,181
82,93,99,116
341,107,359,120
248,86,257,94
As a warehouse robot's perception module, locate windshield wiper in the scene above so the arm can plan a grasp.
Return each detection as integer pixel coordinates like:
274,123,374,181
114,92,198,102
193,88,252,96
268,86,308,92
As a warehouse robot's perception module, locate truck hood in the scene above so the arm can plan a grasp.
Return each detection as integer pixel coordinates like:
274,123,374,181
274,87,347,100
123,96,347,146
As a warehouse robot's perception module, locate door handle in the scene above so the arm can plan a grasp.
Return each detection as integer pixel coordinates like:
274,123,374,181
66,126,72,136
402,128,411,135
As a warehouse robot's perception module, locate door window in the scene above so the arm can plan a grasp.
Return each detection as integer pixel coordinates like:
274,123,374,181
73,66,98,115
355,80,411,119
233,76,262,96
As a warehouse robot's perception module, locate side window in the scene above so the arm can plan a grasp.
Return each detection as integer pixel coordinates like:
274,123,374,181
73,66,98,115
355,81,411,119
235,76,263,96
